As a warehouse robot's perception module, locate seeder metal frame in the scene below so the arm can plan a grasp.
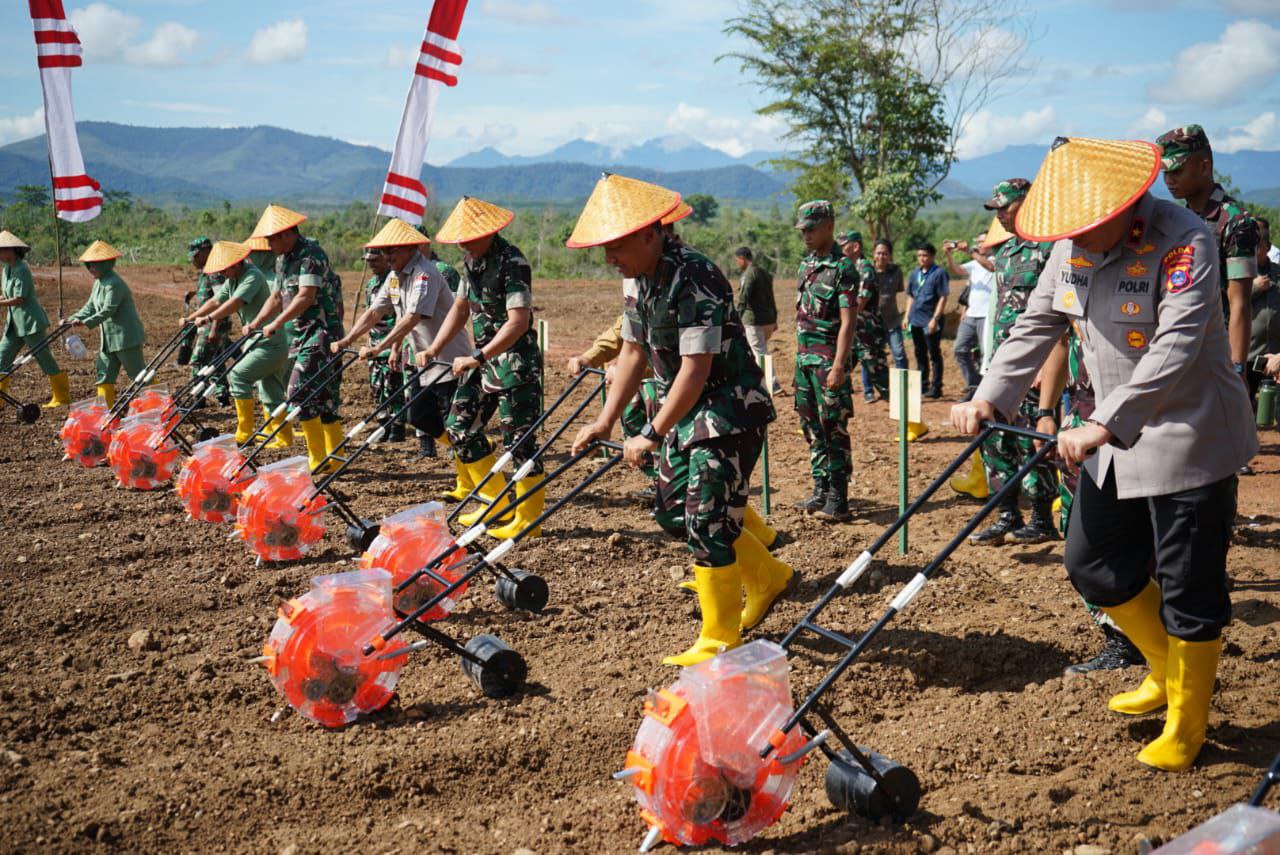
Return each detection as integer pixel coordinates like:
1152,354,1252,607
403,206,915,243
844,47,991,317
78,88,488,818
102,323,195,428
155,331,264,453
0,321,73,424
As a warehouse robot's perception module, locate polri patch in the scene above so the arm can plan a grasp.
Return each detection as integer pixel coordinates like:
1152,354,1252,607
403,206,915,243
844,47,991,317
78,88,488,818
1163,245,1195,294
1126,329,1148,349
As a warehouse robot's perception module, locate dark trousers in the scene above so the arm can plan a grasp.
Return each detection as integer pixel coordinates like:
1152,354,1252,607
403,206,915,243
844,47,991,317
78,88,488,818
910,325,944,394
1064,467,1236,641
407,377,456,439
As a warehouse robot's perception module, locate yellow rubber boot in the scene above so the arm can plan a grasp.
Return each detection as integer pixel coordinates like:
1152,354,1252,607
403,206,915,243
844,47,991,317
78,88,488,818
0,378,8,409
485,477,544,540
744,505,778,550
439,434,476,502
262,404,293,449
321,420,345,475
949,452,989,499
1103,581,1171,716
663,563,744,667
233,399,257,445
1137,637,1222,772
300,418,328,473
456,454,514,528
96,383,116,408
44,372,71,408
735,529,795,630
894,421,930,442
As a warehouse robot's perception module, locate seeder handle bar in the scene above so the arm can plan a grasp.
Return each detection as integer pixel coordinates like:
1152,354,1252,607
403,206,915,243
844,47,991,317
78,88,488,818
1250,750,1280,806
156,332,263,447
104,323,195,424
368,441,624,654
446,368,606,525
763,427,1058,758
0,321,72,384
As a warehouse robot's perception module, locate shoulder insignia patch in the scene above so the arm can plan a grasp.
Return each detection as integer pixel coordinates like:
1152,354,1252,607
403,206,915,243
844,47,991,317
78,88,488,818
1066,256,1094,269
1132,243,1157,255
1121,301,1141,317
1126,261,1148,277
1126,330,1148,349
1163,245,1195,294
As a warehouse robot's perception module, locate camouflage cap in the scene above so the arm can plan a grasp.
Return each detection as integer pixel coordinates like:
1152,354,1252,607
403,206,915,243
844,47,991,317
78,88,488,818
1156,124,1210,172
795,200,834,229
835,229,863,246
983,179,1031,210
186,236,212,259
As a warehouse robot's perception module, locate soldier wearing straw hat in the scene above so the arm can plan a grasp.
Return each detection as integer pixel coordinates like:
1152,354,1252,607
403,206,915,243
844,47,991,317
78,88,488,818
336,218,470,461
63,240,145,407
184,236,232,408
953,136,1257,772
0,230,69,409
183,241,292,448
244,205,346,473
567,173,792,667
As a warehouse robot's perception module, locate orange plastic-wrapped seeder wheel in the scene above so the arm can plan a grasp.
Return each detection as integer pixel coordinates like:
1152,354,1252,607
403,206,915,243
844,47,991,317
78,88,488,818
106,414,183,491
60,397,112,468
128,386,180,431
262,568,408,728
176,434,249,523
235,456,326,562
358,503,469,621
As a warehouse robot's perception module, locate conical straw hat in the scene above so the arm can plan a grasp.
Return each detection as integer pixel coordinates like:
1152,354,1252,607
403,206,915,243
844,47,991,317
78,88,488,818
245,235,272,252
366,218,431,249
250,204,308,239
981,215,1013,250
204,241,251,275
0,230,29,250
434,197,515,244
661,201,693,227
79,240,122,262
566,173,682,249
1015,137,1160,242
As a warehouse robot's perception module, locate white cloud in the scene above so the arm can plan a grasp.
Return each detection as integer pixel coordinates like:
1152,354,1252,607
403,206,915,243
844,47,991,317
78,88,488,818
955,106,1057,160
385,44,417,69
1217,112,1280,152
70,3,201,67
0,108,45,145
122,99,233,116
247,19,308,65
662,102,788,158
1126,107,1170,140
1149,20,1280,104
479,1,573,26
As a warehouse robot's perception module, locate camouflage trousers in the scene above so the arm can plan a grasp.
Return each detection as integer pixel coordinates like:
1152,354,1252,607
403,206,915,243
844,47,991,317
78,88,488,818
445,370,544,476
794,361,853,484
980,389,1057,502
368,357,410,427
288,332,342,423
190,319,233,398
620,379,661,480
654,428,764,568
852,314,889,399
1056,381,1113,630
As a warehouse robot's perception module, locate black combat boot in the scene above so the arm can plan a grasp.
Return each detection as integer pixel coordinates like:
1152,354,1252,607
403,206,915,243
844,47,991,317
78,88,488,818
970,493,1022,545
795,479,827,514
1008,499,1059,544
417,433,436,458
815,477,851,523
216,388,232,408
386,420,406,443
1065,625,1144,675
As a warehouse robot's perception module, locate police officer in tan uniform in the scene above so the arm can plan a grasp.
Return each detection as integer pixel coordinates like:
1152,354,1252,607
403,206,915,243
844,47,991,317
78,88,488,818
952,137,1257,774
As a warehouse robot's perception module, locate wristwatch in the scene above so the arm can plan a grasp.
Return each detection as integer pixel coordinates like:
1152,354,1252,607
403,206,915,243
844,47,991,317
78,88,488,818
471,347,486,365
1034,408,1058,423
639,422,660,442
1233,361,1246,375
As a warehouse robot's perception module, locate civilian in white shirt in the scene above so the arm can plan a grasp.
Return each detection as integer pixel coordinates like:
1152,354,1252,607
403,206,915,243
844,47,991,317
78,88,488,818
943,234,995,401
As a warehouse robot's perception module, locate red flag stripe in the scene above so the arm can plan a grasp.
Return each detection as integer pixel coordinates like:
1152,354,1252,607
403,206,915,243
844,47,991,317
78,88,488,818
384,172,427,195
37,55,82,68
29,0,70,21
426,0,468,41
52,174,99,190
421,40,462,66
34,29,79,44
56,196,102,213
415,63,458,86
380,193,426,217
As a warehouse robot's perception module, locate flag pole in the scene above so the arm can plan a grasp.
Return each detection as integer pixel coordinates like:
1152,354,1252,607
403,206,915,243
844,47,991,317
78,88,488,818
45,153,65,317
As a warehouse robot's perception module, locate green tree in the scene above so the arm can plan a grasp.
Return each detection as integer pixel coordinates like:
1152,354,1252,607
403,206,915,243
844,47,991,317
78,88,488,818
686,193,720,225
13,185,50,208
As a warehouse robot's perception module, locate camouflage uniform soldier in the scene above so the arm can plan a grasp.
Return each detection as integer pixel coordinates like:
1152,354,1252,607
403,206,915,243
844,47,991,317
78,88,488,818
185,237,232,407
248,205,347,474
838,229,889,403
971,180,1060,545
569,174,791,667
794,201,859,522
362,250,408,443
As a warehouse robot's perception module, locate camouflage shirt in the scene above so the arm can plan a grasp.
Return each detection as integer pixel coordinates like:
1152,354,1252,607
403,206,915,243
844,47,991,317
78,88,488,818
434,259,461,296
621,235,775,450
364,271,396,347
461,234,540,392
990,237,1054,351
795,246,859,368
1190,184,1260,324
274,236,344,344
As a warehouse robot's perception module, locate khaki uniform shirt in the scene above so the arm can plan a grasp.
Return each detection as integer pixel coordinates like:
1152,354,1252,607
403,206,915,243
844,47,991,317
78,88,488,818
975,193,1257,499
369,251,470,362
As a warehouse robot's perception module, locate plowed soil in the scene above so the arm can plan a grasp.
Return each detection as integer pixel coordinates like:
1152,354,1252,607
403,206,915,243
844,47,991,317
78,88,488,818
1,263,1277,855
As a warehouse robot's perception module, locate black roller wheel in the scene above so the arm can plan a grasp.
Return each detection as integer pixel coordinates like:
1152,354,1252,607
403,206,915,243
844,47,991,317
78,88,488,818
493,569,549,613
345,520,380,552
824,748,921,822
460,634,526,699
197,426,220,443
18,403,40,425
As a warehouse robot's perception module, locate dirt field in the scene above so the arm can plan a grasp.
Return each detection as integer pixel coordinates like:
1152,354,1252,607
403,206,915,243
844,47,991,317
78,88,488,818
1,262,1277,855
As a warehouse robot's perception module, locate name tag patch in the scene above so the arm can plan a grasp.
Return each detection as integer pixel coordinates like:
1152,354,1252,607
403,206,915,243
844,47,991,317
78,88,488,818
1163,245,1195,294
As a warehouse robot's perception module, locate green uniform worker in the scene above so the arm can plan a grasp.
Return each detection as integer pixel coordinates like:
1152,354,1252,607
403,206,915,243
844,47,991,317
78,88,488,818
65,240,145,408
184,237,232,407
186,241,292,448
568,174,789,667
838,230,890,403
247,205,346,474
0,230,69,409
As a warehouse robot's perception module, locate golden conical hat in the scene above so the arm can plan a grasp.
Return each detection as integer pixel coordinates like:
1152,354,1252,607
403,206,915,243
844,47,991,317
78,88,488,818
366,218,430,249
250,204,308,239
566,173,682,249
1015,137,1160,242
79,240,122,263
0,230,29,250
245,235,272,252
661,201,693,227
434,197,515,244
981,216,1013,250
204,241,251,275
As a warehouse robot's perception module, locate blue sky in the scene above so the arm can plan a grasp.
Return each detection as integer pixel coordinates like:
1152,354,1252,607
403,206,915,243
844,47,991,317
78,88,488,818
1,0,1278,165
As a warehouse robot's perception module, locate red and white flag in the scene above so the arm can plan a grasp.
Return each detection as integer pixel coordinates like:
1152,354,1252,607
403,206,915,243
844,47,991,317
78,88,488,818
29,0,102,223
377,0,469,224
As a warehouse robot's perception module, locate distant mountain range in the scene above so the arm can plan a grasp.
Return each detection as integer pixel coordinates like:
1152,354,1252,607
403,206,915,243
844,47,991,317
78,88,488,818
1,123,1276,209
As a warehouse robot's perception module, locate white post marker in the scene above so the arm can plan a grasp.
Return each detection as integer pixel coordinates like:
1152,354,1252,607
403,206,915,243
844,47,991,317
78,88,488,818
889,368,922,555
